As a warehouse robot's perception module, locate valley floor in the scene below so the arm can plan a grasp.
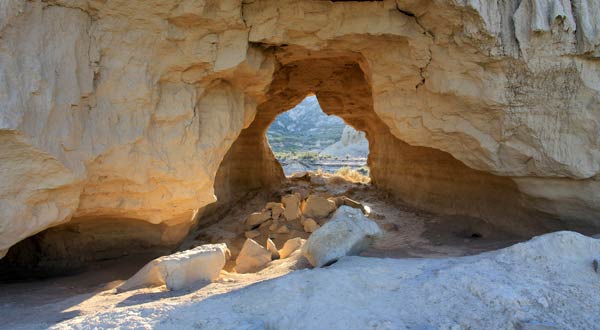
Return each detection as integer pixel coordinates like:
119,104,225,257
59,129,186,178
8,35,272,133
1,175,598,329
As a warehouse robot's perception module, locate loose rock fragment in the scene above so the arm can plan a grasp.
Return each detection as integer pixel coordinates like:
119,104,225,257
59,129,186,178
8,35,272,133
245,230,261,239
246,211,271,227
382,223,398,232
310,175,327,186
235,239,272,273
302,206,383,267
329,196,369,215
281,193,302,221
266,238,280,260
302,194,336,218
117,243,230,292
276,225,290,234
279,237,306,259
302,218,320,233
266,202,285,220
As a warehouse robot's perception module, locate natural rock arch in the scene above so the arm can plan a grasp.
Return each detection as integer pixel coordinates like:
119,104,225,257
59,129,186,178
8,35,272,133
213,49,555,236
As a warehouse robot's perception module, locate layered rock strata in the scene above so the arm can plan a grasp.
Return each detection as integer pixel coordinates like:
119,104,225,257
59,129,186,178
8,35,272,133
1,0,599,262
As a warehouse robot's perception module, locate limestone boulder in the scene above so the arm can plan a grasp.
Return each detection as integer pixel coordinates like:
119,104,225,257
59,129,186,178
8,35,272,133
302,206,382,267
302,195,337,219
235,238,272,273
117,243,230,292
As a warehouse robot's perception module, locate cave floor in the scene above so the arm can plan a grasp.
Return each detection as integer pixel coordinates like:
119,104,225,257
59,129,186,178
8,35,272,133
0,174,527,329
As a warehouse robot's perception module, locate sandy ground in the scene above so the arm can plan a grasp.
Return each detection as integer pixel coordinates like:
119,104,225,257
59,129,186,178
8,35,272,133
0,175,528,329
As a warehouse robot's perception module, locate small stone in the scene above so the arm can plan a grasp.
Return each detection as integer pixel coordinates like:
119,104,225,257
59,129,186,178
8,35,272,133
279,237,306,259
269,220,279,231
329,196,369,215
266,238,280,260
382,223,398,231
593,259,599,273
246,211,271,227
259,220,272,230
303,218,320,233
302,194,337,218
281,193,302,221
245,230,261,239
265,202,285,220
310,175,327,186
235,239,272,273
276,225,290,234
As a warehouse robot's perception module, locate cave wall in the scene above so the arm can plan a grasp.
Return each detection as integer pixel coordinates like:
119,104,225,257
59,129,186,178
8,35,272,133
1,0,599,257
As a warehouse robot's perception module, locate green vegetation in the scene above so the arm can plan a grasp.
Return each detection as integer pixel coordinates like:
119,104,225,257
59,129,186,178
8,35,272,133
273,151,334,161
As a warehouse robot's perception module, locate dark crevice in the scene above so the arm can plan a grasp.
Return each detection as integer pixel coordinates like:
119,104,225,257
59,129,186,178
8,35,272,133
394,5,433,90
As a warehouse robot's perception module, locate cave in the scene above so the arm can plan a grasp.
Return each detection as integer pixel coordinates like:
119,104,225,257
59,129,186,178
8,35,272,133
0,49,572,278
210,50,558,237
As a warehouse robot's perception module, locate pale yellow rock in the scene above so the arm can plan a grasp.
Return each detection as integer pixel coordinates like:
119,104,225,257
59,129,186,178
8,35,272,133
259,220,273,230
303,218,320,233
302,195,337,219
246,211,271,227
329,196,368,215
266,238,279,260
281,194,302,221
245,230,261,239
235,239,272,273
276,225,290,234
265,202,285,220
278,237,306,259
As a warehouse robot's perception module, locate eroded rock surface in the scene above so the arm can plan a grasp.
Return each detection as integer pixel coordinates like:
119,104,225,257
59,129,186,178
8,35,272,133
1,0,599,260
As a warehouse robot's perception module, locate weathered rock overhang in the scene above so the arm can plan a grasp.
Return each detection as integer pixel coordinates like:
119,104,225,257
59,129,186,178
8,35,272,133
1,0,599,265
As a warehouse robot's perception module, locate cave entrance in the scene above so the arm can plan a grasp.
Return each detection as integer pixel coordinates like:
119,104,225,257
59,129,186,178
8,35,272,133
210,50,551,238
210,53,392,207
266,95,370,179
193,51,532,266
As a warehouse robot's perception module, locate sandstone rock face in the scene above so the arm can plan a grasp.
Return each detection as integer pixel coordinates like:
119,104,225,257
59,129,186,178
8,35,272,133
1,0,600,259
117,243,230,292
301,206,383,267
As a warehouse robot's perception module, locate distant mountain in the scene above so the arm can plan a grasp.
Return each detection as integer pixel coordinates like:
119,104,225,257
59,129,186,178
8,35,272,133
320,126,369,158
267,96,346,153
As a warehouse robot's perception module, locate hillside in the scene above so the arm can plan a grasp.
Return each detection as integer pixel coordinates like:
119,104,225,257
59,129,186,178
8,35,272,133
266,96,346,153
